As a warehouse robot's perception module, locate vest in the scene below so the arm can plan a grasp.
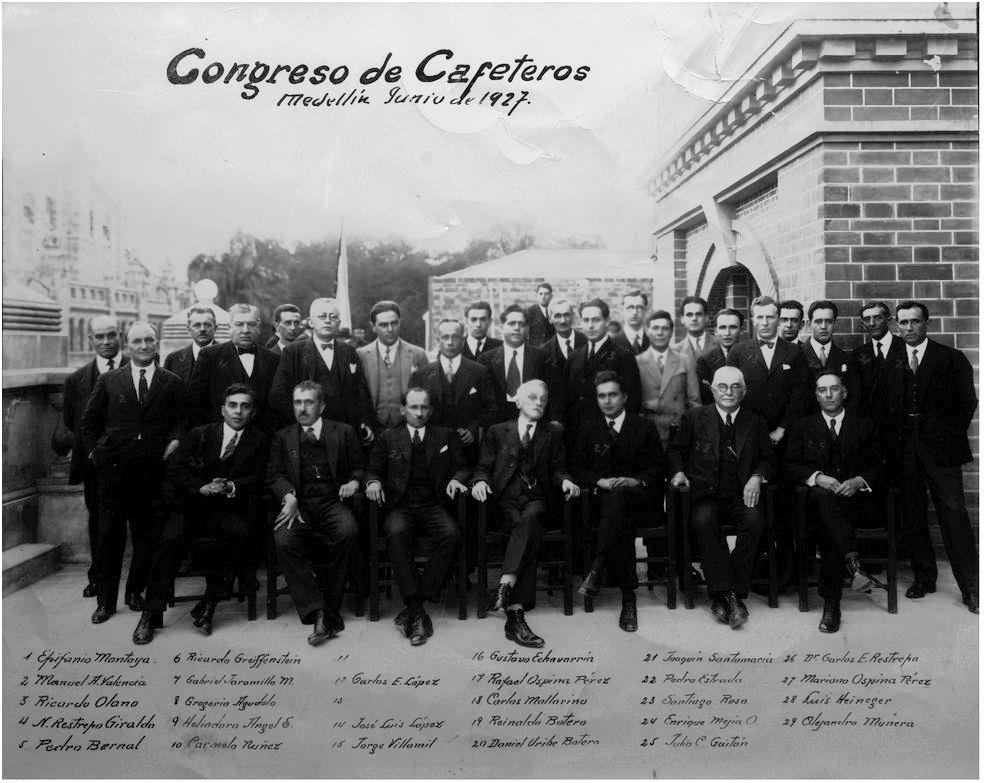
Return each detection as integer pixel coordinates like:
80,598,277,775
717,417,740,498
299,435,337,499
406,435,434,506
375,350,404,427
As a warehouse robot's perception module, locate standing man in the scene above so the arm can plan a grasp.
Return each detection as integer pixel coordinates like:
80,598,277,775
613,289,651,355
894,301,978,612
471,380,580,647
785,371,881,633
526,282,555,346
63,315,126,598
571,371,664,632
189,303,279,431
268,381,364,645
267,304,304,355
779,300,805,344
409,319,496,464
637,310,701,447
270,298,374,439
479,305,548,424
669,366,776,628
673,296,719,362
163,306,216,385
800,300,860,414
697,308,744,405
365,388,470,646
134,384,269,644
357,301,429,432
539,298,586,424
462,301,502,362
80,323,185,624
855,301,907,465
565,299,641,436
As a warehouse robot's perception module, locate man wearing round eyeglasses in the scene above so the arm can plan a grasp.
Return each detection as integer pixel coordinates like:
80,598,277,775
669,366,776,629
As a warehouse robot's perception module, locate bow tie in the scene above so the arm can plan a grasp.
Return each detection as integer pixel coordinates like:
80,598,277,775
237,346,256,355
321,342,334,351
759,341,775,349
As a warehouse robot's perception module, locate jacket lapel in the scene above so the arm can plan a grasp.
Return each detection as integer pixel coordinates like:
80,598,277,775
660,350,680,397
320,423,339,480
424,427,441,466
364,344,380,403
287,426,302,487
491,349,506,388
398,341,415,389
915,340,938,397
303,340,322,378
640,353,661,396
734,408,750,458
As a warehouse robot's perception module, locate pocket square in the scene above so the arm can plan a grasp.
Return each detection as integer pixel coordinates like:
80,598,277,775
469,387,477,395
439,444,448,453
840,363,847,372
349,363,358,374
782,363,791,370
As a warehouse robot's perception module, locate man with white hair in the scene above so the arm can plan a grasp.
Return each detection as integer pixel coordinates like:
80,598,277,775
189,303,279,431
669,366,776,629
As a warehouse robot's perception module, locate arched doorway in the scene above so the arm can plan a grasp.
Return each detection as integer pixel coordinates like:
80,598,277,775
706,264,760,338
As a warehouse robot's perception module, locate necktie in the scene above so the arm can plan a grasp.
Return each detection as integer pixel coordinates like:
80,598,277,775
304,426,318,444
220,431,239,461
760,340,775,350
565,338,572,356
875,341,884,360
384,346,392,367
819,345,827,367
696,336,703,352
633,335,642,352
138,369,148,406
444,360,455,383
412,428,423,447
506,351,521,396
828,417,839,441
321,342,334,352
589,341,597,359
725,413,736,452
476,340,483,355
656,351,665,369
107,357,115,371
522,423,533,447
607,418,618,437
910,349,919,374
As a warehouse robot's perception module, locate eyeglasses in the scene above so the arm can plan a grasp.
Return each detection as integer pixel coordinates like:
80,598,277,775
714,383,745,393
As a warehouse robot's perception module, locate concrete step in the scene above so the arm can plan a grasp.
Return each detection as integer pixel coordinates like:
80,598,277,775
2,542,61,595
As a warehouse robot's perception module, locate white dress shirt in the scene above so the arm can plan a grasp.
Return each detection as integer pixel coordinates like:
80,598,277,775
871,332,895,358
605,409,627,433
130,362,156,395
503,345,526,400
441,355,461,378
517,414,538,441
555,333,575,359
623,325,645,349
908,338,928,369
238,351,255,377
96,352,123,374
316,339,335,371
759,340,776,369
302,417,324,440
467,336,485,357
810,337,832,366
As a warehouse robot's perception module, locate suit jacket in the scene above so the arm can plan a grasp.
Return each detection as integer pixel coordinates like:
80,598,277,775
64,356,128,484
785,412,881,489
614,330,650,355
165,422,269,512
565,338,642,430
80,365,186,470
726,338,808,431
696,343,732,405
462,336,502,362
637,347,701,445
674,334,720,363
667,404,776,503
365,425,469,509
479,344,549,424
409,357,496,439
188,341,279,431
162,343,203,385
799,339,860,414
266,420,365,502
357,338,429,428
855,334,907,455
540,332,586,422
526,304,555,346
269,338,372,431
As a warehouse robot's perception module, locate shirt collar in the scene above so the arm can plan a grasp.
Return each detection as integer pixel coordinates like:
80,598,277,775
689,334,704,349
518,413,538,434
130,362,155,381
442,354,460,373
303,418,324,439
222,422,243,443
810,337,832,356
825,409,846,428
378,340,398,359
591,335,610,351
716,405,740,423
407,424,426,440
606,410,627,431
96,352,123,373
623,325,644,342
909,338,928,355
874,333,894,351
647,344,669,358
505,344,525,359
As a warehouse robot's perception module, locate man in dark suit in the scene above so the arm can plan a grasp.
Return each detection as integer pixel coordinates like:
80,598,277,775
673,296,720,362
80,322,186,624
539,298,586,424
266,303,304,355
613,289,650,355
697,308,744,405
365,388,470,645
779,300,805,344
571,371,664,632
462,301,502,362
669,366,776,628
189,303,279,431
799,300,860,414
133,384,269,644
409,318,496,464
786,371,881,633
479,304,548,424
163,306,217,384
270,298,374,440
471,380,580,647
268,380,364,645
894,301,978,612
525,282,555,346
63,315,126,598
565,299,642,437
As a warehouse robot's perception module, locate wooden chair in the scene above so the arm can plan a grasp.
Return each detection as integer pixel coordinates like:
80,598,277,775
168,535,258,621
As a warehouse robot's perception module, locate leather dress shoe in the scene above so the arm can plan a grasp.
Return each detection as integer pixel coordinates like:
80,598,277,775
82,583,97,598
394,608,410,637
726,592,748,629
194,601,217,636
710,595,730,624
905,582,936,599
326,609,345,634
132,611,156,645
125,592,145,612
190,598,208,622
962,592,979,614
578,570,600,597
619,601,638,633
409,612,429,646
505,609,545,647
818,599,841,633
845,554,873,593
91,604,115,624
307,610,332,646
492,582,513,614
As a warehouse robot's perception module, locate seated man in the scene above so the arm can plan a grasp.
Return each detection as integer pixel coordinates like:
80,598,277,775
785,371,880,633
668,366,776,629
134,384,269,644
471,380,580,648
268,381,364,646
365,388,469,646
571,371,664,633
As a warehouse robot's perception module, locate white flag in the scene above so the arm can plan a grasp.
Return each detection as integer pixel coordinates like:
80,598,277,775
335,225,352,331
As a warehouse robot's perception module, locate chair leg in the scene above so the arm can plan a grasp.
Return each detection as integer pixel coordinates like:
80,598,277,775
681,504,695,610
368,507,380,622
887,492,898,615
767,493,778,609
797,493,809,613
477,505,488,620
265,543,278,621
457,495,468,621
563,503,574,616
